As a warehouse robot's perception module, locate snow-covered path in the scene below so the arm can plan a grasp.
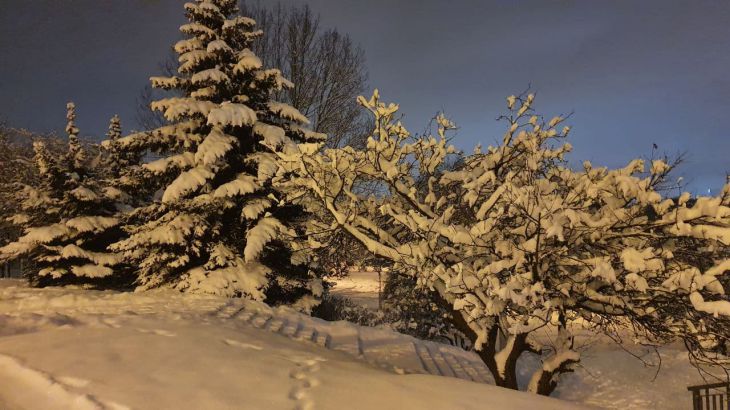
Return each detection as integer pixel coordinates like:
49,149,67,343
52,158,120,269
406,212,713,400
0,281,585,410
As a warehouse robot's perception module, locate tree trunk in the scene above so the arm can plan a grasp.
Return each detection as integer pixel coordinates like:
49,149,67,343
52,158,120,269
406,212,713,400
431,289,534,391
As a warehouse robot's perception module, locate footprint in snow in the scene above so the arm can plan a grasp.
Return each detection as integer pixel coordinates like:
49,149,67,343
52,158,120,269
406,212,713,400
288,357,325,410
136,328,176,337
57,376,90,388
223,338,263,350
102,318,122,329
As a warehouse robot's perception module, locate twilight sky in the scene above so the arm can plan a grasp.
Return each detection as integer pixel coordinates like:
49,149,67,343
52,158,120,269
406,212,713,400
1,0,728,194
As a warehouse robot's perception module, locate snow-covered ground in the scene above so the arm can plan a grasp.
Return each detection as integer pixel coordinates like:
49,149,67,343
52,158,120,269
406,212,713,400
0,279,587,410
328,273,718,410
0,278,716,409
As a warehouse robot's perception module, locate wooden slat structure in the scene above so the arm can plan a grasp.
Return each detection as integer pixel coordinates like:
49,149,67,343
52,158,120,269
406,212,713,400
688,382,730,410
0,258,23,278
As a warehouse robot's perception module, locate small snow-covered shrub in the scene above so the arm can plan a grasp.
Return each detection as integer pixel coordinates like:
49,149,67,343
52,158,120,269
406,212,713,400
312,293,382,327
381,271,470,349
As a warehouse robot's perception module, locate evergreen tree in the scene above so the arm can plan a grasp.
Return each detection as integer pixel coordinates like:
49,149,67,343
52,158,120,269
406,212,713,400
101,114,139,179
65,102,86,173
0,103,125,287
109,0,325,308
107,114,121,140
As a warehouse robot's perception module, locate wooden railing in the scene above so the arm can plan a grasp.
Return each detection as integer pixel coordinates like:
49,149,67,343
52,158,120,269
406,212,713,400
688,382,729,410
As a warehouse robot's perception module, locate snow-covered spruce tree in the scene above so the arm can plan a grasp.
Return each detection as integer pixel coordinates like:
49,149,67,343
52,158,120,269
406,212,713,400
65,103,87,173
0,103,125,287
278,90,730,395
109,0,325,308
101,114,140,180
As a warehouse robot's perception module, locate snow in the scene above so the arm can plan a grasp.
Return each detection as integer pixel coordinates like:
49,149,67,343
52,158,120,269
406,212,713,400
179,23,216,40
689,291,730,316
177,262,269,299
233,49,263,72
325,271,718,409
258,69,295,90
268,102,309,124
152,98,217,121
222,16,256,31
66,216,119,233
142,152,195,174
149,76,183,89
207,102,257,128
0,282,590,410
43,244,121,266
70,186,99,202
70,264,114,278
194,128,236,166
161,166,214,203
190,68,230,85
253,122,289,147
250,152,279,180
114,214,202,252
0,354,121,410
213,173,259,198
173,37,202,54
206,39,232,55
177,49,212,73
244,217,285,262
620,248,662,273
1,224,69,256
241,198,271,220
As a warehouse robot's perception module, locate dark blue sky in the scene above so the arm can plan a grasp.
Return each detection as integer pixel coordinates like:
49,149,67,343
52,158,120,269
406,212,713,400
1,0,728,194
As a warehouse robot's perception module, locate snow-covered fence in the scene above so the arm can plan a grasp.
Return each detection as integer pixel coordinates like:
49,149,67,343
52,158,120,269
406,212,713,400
688,382,729,410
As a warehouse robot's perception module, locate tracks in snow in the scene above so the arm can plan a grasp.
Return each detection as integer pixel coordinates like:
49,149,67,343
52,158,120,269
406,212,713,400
212,299,492,384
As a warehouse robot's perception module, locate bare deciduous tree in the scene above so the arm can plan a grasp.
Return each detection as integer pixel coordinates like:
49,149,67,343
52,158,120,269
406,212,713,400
241,2,370,148
135,51,178,131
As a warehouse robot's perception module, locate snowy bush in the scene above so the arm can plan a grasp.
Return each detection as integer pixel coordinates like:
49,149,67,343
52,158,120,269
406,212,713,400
278,90,730,395
381,271,470,349
313,293,383,327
